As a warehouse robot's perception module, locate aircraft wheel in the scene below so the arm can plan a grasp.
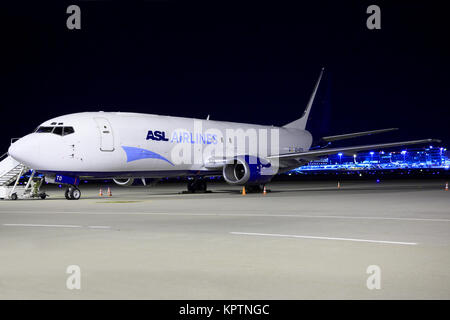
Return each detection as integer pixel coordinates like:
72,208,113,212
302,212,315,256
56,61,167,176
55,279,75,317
187,180,195,193
70,188,81,200
40,193,47,200
65,189,72,200
197,180,207,192
245,185,263,193
10,193,18,200
187,180,207,193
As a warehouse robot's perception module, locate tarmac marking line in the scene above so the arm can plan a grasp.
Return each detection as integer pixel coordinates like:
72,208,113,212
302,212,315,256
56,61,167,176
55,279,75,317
2,223,112,229
3,223,81,228
3,212,450,222
53,211,450,222
230,231,418,246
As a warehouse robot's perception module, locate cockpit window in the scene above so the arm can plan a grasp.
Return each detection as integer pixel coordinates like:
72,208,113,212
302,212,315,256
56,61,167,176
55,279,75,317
53,127,63,136
63,127,75,136
36,126,54,133
35,126,75,136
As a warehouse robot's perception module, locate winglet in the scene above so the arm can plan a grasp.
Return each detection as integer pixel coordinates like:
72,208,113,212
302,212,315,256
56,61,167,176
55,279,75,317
283,67,324,130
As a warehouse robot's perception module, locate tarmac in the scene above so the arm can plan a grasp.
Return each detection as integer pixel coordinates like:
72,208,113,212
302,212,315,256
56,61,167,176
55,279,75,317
0,179,449,299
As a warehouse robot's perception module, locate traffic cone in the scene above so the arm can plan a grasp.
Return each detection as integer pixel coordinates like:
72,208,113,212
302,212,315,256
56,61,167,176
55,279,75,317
445,182,448,191
263,185,267,195
107,187,112,197
242,186,246,196
337,181,341,189
99,188,103,197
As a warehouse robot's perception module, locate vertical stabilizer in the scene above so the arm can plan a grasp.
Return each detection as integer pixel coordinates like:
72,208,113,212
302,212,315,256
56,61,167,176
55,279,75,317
283,68,324,130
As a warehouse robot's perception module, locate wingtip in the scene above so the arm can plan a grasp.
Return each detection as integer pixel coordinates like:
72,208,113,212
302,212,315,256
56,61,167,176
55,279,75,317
425,138,442,143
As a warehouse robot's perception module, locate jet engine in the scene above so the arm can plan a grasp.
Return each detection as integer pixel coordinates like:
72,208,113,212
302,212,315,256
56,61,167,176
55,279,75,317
222,155,275,185
112,178,135,186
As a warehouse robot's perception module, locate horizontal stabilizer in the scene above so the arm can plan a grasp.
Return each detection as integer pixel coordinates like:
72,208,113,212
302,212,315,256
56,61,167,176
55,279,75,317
268,139,441,160
321,128,399,142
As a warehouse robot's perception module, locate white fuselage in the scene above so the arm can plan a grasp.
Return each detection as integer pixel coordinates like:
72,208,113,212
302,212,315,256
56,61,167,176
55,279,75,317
8,112,312,179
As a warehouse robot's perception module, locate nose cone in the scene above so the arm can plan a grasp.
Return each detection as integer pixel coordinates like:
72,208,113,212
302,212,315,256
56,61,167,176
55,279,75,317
8,135,39,166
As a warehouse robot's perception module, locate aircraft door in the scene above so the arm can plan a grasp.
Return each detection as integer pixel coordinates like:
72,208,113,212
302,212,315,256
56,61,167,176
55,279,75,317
94,117,115,151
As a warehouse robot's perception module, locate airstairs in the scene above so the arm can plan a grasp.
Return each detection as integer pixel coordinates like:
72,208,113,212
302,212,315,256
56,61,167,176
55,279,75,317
0,153,46,200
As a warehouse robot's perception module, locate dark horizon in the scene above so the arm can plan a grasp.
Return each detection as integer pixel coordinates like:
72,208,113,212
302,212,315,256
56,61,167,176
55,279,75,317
1,1,448,153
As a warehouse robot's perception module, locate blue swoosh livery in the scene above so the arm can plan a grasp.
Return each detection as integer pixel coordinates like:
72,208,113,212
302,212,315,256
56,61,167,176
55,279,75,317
121,146,174,166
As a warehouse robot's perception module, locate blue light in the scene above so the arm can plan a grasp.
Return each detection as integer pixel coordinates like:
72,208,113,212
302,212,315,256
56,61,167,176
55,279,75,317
290,145,448,173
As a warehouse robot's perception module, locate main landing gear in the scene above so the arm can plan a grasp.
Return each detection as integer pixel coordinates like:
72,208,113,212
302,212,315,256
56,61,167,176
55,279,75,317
65,186,81,200
244,184,264,193
185,179,208,193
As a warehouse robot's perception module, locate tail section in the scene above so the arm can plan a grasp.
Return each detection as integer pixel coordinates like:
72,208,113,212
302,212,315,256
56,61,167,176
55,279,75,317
283,67,324,130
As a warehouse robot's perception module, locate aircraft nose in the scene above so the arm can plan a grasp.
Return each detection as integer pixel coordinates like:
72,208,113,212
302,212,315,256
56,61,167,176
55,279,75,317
8,142,19,159
8,136,39,166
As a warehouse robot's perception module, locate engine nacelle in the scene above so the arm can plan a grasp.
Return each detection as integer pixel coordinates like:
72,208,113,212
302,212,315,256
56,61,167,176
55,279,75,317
222,155,275,185
113,178,135,186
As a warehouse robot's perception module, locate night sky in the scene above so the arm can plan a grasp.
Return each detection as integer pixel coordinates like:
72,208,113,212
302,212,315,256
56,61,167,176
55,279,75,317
1,1,448,153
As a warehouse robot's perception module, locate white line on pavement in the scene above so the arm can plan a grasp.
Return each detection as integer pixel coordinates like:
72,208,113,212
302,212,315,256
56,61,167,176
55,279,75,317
3,223,81,228
2,223,111,229
230,231,418,245
3,211,450,222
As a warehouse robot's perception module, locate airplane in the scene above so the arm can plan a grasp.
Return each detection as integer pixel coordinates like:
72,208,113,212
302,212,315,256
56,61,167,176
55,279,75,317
6,68,440,200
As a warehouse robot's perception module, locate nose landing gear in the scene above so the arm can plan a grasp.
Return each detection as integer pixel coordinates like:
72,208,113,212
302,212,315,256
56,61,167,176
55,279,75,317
65,186,81,200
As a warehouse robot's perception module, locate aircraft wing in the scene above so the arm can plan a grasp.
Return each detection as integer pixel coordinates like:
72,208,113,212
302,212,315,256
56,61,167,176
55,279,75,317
321,128,398,142
268,139,440,160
